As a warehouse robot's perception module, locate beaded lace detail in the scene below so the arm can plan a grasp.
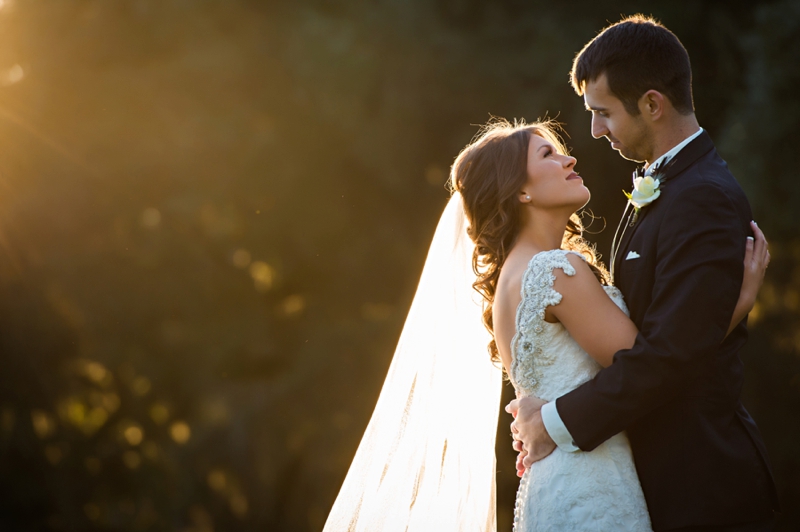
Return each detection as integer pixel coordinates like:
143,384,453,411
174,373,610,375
508,249,651,531
508,249,611,401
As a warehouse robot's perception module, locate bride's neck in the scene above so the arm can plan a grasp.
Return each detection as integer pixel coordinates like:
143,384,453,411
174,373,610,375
516,208,572,252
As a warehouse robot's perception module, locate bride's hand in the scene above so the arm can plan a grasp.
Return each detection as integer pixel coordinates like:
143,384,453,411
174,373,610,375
507,396,556,470
508,399,528,476
725,221,769,336
740,221,770,312
513,439,528,477
726,221,769,336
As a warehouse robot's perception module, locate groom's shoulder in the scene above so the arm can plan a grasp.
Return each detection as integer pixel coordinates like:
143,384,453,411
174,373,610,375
666,153,751,219
673,150,745,200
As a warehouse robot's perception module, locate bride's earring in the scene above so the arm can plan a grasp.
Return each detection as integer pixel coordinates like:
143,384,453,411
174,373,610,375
525,195,531,200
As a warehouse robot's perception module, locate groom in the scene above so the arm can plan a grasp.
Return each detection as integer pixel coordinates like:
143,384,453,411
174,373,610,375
510,16,779,531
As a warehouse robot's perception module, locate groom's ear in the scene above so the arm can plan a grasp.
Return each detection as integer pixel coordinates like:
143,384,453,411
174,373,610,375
638,90,665,122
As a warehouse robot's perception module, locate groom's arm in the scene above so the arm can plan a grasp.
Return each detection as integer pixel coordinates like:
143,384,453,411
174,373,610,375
554,180,747,452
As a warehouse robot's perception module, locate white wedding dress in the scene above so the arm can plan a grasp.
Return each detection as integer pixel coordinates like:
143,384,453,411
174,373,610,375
324,196,652,531
509,249,652,531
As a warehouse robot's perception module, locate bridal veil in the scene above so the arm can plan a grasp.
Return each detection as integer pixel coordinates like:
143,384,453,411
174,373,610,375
323,193,503,531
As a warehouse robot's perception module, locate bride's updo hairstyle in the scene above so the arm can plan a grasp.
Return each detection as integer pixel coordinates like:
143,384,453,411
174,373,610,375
450,118,609,363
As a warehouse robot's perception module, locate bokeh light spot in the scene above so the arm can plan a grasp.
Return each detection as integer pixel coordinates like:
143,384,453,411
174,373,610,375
149,402,169,425
131,376,152,396
232,248,251,268
249,261,275,292
280,295,306,317
424,164,447,186
230,493,249,518
1,64,23,86
169,421,191,444
123,424,144,446
84,407,108,435
749,301,762,325
201,398,229,425
31,410,56,439
141,440,159,460
83,361,110,385
207,469,227,492
140,208,161,229
101,392,120,413
60,397,86,426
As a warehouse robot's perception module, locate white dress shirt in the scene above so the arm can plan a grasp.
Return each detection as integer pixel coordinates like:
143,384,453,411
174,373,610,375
540,127,704,452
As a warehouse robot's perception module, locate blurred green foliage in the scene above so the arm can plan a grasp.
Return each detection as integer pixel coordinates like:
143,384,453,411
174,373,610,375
0,0,797,530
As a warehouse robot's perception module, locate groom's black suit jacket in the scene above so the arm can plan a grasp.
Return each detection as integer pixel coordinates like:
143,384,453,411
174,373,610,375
556,132,779,531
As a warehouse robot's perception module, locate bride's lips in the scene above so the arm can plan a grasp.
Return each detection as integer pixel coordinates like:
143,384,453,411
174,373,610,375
567,171,582,181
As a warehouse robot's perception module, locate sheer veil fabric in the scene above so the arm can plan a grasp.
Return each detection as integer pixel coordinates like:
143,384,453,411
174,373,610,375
323,193,503,531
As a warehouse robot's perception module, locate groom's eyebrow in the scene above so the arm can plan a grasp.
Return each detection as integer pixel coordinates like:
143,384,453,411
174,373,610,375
584,103,607,112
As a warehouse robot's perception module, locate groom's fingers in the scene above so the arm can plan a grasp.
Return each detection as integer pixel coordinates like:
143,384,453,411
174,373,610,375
505,399,520,416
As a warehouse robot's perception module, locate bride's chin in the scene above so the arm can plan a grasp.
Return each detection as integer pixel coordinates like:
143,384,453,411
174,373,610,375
572,189,591,210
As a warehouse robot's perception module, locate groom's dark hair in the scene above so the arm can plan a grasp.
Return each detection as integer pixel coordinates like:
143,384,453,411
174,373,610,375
571,15,694,116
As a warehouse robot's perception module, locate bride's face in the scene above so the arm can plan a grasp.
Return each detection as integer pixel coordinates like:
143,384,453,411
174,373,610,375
521,133,589,212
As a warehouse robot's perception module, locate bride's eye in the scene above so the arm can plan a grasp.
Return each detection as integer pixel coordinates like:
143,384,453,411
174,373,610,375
543,148,552,157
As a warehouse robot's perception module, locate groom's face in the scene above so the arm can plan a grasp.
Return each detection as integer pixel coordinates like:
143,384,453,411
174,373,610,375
583,73,652,163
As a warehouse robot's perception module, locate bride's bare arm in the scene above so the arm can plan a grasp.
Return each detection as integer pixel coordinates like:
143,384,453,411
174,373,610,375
548,255,637,367
551,224,769,368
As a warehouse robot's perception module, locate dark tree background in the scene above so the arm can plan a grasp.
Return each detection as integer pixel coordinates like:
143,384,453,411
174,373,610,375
0,0,797,530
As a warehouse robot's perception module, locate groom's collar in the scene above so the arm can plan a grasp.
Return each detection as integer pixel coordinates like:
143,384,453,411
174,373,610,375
659,129,715,181
641,129,715,186
645,127,704,177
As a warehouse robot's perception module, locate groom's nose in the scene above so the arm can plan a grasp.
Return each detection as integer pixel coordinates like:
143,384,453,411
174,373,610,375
591,115,609,139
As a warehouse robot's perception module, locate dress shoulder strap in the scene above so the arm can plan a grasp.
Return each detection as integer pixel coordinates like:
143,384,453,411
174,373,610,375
519,249,584,320
509,250,585,392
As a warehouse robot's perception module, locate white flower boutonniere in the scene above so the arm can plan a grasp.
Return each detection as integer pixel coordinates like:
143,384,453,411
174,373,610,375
623,173,662,226
625,175,661,209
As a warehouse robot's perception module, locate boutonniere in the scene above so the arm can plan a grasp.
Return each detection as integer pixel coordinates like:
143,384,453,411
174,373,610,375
623,161,667,226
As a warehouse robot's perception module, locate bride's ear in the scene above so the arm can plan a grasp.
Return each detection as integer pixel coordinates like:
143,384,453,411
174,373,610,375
519,191,532,204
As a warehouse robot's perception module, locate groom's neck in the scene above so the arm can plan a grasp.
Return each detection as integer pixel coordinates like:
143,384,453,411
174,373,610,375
647,113,701,166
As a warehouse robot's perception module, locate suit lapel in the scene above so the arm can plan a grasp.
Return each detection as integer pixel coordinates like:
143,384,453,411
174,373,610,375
612,131,716,278
613,206,639,276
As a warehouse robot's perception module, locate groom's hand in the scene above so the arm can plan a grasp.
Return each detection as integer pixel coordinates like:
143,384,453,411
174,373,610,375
507,396,557,470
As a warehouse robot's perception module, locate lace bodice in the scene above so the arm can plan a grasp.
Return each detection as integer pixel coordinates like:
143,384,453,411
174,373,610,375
508,249,650,531
509,249,627,400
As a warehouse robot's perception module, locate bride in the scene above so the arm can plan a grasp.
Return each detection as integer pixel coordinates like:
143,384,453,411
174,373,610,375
323,119,768,531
